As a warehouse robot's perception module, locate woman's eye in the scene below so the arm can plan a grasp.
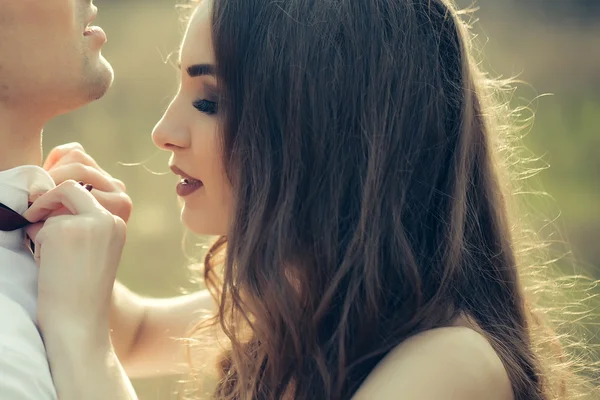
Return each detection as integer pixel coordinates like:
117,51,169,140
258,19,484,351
192,99,218,115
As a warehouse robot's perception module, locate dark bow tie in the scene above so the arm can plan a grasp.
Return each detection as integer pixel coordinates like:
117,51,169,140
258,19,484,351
0,202,31,232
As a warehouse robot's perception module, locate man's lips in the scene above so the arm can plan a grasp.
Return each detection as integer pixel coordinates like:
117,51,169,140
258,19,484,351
84,7,98,33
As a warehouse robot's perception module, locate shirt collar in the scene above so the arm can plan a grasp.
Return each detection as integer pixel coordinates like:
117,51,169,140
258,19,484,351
0,165,55,215
0,166,55,248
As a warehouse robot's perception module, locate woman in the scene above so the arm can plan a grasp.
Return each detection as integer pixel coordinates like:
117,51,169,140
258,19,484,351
25,0,595,399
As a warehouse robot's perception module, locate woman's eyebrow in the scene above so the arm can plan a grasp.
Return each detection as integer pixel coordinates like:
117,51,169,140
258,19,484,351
186,63,216,77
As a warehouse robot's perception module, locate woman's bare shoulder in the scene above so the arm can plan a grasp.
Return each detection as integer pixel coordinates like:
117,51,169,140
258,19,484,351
353,326,514,400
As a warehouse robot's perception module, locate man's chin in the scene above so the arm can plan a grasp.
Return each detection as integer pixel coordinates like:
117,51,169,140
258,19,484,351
50,72,114,117
39,56,114,117
87,57,114,101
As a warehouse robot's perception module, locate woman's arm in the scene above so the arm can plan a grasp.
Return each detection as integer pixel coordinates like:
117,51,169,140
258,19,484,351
44,326,137,400
110,282,217,378
40,144,218,378
25,181,137,399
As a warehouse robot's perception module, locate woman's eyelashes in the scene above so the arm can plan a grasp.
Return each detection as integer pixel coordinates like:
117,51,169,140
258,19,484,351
193,99,218,115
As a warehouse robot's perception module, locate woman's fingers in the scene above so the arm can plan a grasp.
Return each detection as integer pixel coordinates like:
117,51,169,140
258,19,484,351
49,163,115,192
51,147,107,175
48,164,132,222
44,143,126,191
42,143,132,222
43,142,87,170
23,180,101,223
25,223,44,244
25,203,72,243
92,190,133,223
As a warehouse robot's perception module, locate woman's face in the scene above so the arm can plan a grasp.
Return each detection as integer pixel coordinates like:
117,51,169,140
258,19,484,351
152,1,232,236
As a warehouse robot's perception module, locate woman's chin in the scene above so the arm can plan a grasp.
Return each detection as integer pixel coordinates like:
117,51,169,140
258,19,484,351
181,207,227,236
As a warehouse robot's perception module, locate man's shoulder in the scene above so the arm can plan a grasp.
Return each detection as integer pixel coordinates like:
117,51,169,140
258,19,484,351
0,292,46,355
0,340,57,399
0,243,40,317
0,294,57,399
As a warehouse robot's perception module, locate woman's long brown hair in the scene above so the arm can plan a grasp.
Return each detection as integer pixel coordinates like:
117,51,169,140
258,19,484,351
184,0,598,398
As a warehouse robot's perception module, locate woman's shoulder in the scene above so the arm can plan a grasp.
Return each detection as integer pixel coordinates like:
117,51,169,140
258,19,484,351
353,325,514,400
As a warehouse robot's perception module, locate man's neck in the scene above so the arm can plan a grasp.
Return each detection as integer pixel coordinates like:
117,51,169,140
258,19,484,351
0,107,46,171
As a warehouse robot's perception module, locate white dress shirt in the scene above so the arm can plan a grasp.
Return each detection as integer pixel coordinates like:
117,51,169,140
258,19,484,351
0,166,57,399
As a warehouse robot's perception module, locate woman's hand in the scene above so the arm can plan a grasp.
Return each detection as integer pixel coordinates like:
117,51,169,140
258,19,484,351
43,142,133,223
35,144,215,381
23,180,136,400
42,143,143,359
24,180,126,336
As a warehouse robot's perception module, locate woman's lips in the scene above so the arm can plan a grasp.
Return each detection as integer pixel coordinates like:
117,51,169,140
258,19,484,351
171,165,204,197
176,178,203,197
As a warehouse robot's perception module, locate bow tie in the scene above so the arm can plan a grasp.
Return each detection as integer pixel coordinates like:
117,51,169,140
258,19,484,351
0,202,31,232
0,202,36,253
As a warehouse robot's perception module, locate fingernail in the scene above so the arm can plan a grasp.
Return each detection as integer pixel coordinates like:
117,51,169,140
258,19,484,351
84,184,93,192
78,181,85,186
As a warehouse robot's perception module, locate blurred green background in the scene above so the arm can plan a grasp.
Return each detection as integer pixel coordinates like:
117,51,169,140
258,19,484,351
42,0,599,398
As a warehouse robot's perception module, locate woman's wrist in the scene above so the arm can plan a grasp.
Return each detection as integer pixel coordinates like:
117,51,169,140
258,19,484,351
42,323,136,400
40,316,112,358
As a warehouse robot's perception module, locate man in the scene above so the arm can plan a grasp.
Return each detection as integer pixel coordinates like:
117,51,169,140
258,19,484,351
0,0,113,397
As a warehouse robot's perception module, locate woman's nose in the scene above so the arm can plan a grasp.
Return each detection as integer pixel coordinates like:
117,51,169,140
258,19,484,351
152,99,191,150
